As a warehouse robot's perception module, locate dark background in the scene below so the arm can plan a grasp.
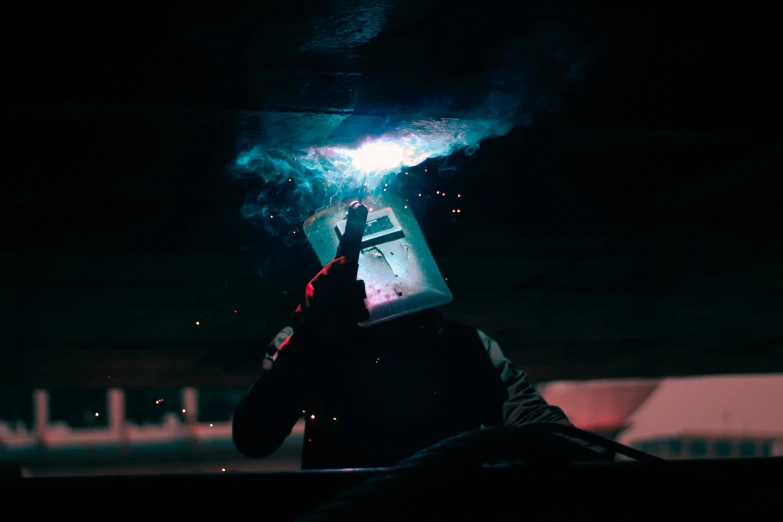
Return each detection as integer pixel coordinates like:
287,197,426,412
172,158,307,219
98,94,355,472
3,2,782,388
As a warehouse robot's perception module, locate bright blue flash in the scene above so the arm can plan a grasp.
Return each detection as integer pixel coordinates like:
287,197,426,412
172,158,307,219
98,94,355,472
344,141,406,174
234,118,515,195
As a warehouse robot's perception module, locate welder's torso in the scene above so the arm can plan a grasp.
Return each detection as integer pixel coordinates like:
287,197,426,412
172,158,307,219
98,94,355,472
300,321,504,469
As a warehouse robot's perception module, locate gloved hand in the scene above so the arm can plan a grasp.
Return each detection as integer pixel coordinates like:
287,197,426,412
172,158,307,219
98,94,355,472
294,256,369,342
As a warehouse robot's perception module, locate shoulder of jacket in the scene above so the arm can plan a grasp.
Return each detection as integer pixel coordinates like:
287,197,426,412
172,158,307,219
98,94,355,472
439,320,492,354
476,329,499,352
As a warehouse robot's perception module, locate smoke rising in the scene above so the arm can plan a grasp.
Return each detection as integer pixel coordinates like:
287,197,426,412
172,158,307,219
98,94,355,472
232,23,591,233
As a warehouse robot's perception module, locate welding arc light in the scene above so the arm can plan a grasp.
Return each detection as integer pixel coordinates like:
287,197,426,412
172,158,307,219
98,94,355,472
348,141,405,173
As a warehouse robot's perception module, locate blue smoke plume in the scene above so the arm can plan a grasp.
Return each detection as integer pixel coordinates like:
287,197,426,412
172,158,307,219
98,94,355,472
232,24,590,233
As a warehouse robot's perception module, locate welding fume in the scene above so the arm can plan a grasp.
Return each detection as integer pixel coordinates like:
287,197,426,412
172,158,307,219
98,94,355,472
232,195,612,470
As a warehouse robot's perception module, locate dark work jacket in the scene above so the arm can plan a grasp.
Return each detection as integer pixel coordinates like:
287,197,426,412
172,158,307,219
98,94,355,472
232,317,609,469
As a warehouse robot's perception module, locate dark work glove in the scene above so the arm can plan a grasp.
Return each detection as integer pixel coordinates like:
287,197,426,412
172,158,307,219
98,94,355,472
294,256,370,343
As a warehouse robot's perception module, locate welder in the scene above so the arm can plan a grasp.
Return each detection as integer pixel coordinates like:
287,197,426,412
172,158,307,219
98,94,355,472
232,196,610,469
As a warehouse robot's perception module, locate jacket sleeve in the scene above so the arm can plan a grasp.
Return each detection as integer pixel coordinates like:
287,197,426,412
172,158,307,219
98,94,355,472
232,327,312,459
477,330,614,460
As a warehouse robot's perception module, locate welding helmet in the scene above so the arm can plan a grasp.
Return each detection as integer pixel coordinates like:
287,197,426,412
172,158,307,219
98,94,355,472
303,194,452,327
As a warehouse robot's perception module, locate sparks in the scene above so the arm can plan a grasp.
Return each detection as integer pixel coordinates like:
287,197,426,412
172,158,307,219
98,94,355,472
235,118,510,195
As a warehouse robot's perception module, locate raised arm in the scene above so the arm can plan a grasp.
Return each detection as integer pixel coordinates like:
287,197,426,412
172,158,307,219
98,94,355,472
232,329,314,458
232,256,369,459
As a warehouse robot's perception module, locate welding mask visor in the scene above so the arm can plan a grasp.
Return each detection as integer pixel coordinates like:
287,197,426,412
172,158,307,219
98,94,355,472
303,194,452,327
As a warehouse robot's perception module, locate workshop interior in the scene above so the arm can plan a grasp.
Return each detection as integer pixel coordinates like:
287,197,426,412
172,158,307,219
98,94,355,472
3,2,781,520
